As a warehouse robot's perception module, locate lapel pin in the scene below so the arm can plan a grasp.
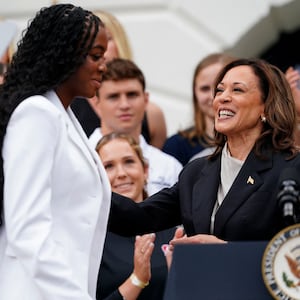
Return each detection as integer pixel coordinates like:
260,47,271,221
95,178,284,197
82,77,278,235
247,176,254,185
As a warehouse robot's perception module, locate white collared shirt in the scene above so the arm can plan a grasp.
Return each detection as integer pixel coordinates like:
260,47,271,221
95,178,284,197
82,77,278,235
210,143,244,233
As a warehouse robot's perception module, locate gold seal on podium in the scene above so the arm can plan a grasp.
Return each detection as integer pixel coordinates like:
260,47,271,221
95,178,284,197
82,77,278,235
262,224,300,300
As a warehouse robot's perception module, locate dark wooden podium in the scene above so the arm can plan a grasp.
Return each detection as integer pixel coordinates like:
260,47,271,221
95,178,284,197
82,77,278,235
163,241,273,300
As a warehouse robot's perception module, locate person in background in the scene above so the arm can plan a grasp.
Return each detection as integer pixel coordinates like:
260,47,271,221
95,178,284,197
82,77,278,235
0,53,7,84
285,65,300,147
163,53,235,165
72,10,167,149
89,58,182,195
0,19,16,84
96,132,174,300
0,46,15,84
108,58,300,252
97,10,132,62
0,4,111,300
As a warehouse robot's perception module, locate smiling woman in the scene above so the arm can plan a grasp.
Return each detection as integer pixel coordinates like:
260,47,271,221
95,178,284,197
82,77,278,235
96,132,175,300
55,26,107,107
212,58,296,162
0,4,111,300
108,58,300,258
163,53,235,165
97,132,149,202
213,64,266,160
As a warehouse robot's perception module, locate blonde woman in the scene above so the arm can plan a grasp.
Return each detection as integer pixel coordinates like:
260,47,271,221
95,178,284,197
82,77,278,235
96,132,174,300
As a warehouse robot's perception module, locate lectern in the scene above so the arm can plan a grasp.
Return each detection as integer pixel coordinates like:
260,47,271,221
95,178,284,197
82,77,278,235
163,241,272,300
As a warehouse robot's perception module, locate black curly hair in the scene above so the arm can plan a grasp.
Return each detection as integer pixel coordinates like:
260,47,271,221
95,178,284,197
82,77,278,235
0,4,104,225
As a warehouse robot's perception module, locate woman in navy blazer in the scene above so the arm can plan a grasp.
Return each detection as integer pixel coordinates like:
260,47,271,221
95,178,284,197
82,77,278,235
0,4,111,300
109,58,300,243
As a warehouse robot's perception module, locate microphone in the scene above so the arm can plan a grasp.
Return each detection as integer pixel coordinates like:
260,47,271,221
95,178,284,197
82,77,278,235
277,167,300,226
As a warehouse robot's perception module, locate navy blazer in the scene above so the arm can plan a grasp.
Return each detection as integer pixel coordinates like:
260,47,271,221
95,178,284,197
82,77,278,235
110,148,300,241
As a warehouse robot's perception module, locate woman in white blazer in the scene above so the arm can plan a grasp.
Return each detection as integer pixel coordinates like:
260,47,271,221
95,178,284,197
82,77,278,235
0,4,111,300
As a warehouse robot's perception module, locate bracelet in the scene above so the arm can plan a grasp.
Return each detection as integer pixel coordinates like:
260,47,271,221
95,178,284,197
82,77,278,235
130,273,149,289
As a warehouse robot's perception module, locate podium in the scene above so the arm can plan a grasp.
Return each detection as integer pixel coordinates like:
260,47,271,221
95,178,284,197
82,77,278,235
163,241,272,300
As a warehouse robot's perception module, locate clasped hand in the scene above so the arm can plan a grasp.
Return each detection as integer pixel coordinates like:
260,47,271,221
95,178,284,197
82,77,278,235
163,227,226,269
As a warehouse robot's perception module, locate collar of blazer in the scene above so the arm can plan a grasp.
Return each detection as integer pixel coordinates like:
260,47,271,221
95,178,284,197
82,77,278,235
44,90,107,179
191,147,273,235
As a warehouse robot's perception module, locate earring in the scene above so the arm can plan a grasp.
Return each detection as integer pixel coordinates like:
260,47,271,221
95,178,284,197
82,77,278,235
261,115,266,123
143,181,148,199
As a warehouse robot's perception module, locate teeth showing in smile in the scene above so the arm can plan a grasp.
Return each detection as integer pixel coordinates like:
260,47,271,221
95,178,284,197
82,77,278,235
219,110,235,118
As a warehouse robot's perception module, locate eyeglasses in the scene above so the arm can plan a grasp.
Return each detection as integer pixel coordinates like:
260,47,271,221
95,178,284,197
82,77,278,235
0,63,8,76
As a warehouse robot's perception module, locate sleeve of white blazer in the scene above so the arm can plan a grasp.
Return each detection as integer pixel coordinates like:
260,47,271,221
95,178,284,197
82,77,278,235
2,97,93,300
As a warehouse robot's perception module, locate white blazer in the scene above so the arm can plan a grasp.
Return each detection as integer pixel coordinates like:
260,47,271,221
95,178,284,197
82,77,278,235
0,90,111,300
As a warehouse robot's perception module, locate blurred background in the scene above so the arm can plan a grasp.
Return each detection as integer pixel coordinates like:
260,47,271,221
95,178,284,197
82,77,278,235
1,0,300,135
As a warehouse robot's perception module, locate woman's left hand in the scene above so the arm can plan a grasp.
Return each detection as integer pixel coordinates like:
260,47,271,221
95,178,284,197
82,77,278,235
133,233,155,283
161,226,185,270
169,233,227,246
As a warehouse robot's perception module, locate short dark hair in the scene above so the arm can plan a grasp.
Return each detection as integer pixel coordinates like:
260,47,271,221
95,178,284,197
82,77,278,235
102,58,146,90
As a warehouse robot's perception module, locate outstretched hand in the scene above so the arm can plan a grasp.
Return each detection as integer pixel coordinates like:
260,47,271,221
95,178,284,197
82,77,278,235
162,227,227,270
170,233,227,246
161,226,186,270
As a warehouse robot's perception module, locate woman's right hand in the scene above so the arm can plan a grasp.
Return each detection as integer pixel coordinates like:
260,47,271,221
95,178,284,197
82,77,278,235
161,226,186,270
